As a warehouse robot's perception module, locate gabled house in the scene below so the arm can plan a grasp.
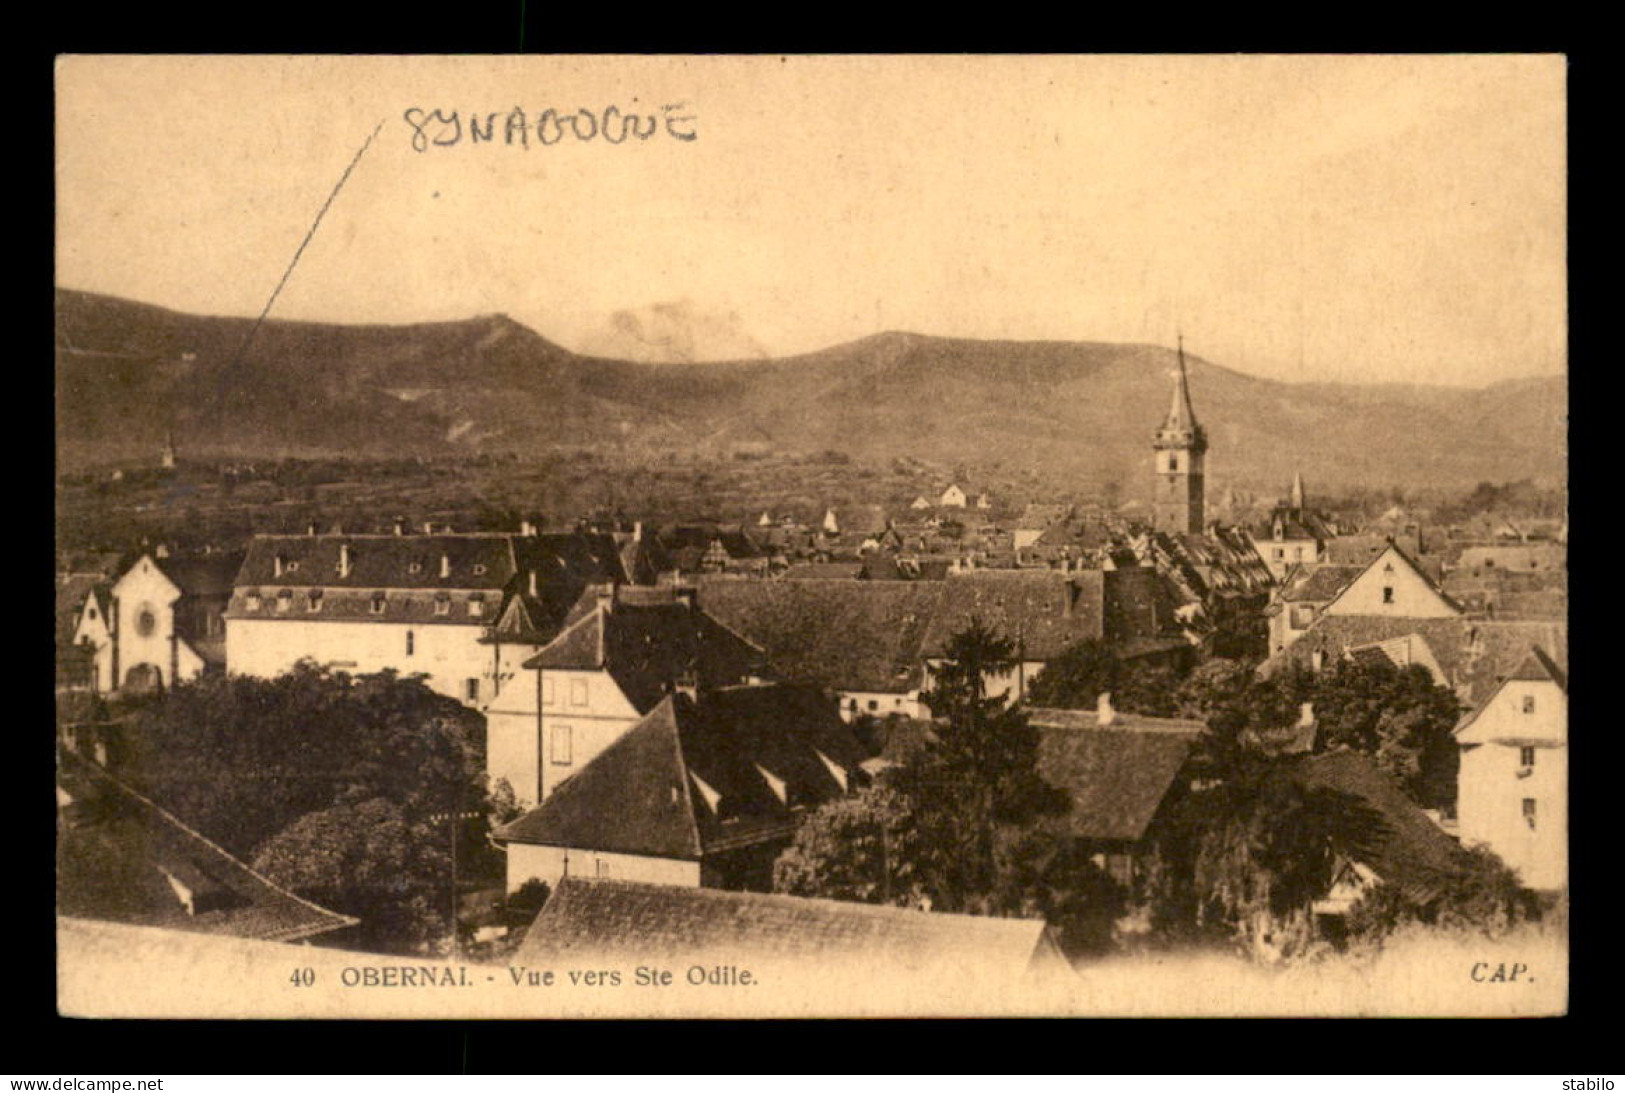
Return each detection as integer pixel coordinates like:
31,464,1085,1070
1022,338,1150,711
1031,696,1204,885
1318,541,1460,620
1454,646,1568,891
1263,563,1364,655
489,584,769,806
1248,472,1339,580
939,484,969,508
58,575,113,693
1273,751,1478,928
495,684,866,892
56,746,357,943
226,529,629,711
104,551,242,693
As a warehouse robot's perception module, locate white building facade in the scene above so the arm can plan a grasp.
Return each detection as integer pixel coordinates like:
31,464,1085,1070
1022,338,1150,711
1454,648,1567,892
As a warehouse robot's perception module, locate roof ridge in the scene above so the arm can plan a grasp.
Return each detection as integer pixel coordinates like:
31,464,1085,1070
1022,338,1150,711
662,696,705,858
62,751,358,931
554,876,1048,931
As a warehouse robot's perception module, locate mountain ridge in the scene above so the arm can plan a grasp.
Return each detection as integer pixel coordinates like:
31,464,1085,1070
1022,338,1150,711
54,287,1566,492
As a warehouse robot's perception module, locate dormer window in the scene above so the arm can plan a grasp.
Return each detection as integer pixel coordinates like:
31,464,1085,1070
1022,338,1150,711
276,590,292,613
246,594,262,612
467,599,485,618
434,595,451,616
754,763,788,805
306,590,323,613
472,564,487,576
285,561,300,573
408,562,423,575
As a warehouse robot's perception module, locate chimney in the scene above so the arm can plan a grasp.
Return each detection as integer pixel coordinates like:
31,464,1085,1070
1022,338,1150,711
155,543,170,559
440,553,451,579
674,585,697,612
1297,702,1314,728
274,553,284,578
307,521,319,536
393,518,405,536
423,521,435,535
528,569,538,598
597,583,616,614
633,521,644,543
338,543,351,579
1062,577,1075,617
1096,691,1115,727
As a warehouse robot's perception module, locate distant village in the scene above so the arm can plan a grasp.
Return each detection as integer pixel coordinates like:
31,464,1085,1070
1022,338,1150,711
55,344,1568,978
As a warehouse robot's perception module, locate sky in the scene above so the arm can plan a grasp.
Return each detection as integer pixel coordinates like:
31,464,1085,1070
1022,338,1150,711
55,55,1566,387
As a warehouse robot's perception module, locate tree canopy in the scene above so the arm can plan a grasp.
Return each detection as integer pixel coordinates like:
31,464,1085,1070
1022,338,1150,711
111,662,491,952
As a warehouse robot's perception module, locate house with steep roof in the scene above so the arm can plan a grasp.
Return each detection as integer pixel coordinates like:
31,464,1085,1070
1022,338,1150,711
1318,541,1461,620
1455,647,1567,891
1273,751,1478,927
102,550,243,693
517,877,1067,983
1031,696,1204,885
489,583,770,806
56,745,357,944
58,575,113,693
1263,563,1365,656
495,684,865,892
695,577,944,721
939,484,969,508
1249,473,1340,580
225,530,628,712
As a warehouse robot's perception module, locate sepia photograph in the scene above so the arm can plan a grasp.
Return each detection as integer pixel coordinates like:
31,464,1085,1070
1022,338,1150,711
53,53,1567,1018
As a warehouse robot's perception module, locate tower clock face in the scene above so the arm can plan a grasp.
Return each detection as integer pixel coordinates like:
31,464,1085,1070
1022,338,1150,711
135,605,158,637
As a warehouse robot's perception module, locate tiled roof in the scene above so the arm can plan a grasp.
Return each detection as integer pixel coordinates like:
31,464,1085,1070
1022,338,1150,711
1272,750,1474,906
695,578,944,694
922,570,1105,661
1250,506,1337,544
524,589,769,713
1036,726,1196,842
1508,646,1567,690
495,686,864,859
56,575,108,645
1278,565,1364,604
237,534,519,590
518,877,1056,971
1262,615,1568,707
56,748,357,944
229,587,501,627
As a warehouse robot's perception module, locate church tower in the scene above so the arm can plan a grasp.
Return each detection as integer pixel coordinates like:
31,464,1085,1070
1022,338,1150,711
1151,336,1207,535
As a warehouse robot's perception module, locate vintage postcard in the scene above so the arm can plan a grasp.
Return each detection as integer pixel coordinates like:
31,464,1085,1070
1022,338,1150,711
54,54,1567,1018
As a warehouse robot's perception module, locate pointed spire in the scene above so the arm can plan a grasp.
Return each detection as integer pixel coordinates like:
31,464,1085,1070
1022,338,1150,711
1290,470,1306,510
1163,333,1199,432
